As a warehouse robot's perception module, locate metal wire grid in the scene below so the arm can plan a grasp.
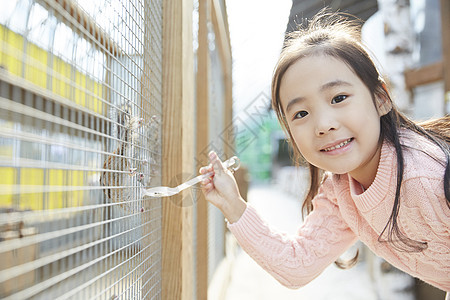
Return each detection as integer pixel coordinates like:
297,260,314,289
0,0,163,299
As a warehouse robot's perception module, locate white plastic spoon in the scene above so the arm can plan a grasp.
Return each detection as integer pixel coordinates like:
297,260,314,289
142,156,240,197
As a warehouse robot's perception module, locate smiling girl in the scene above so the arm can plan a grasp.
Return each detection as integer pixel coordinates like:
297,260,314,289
200,11,450,296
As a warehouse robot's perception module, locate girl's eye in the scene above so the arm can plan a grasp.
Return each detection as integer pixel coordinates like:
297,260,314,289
331,95,347,104
293,110,308,120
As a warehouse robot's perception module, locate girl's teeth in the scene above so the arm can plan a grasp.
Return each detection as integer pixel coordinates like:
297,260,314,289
323,138,352,152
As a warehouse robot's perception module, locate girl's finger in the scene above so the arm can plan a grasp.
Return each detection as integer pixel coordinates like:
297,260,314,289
199,165,213,174
202,182,213,192
199,166,209,174
209,152,225,173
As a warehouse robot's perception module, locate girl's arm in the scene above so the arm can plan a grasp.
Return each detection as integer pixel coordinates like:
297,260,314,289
200,152,358,288
228,187,357,289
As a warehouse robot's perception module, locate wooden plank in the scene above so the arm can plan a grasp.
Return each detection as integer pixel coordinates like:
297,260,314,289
195,0,211,299
211,0,232,80
404,61,444,90
211,0,234,279
211,0,233,158
162,0,195,299
440,0,450,96
223,52,233,158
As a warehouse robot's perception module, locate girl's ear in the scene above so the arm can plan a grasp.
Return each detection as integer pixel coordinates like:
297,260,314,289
375,94,392,116
375,83,392,116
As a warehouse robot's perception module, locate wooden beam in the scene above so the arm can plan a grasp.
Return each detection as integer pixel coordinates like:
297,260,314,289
211,0,234,277
211,0,232,79
162,0,195,299
440,0,450,110
404,61,444,90
210,0,233,159
196,0,211,299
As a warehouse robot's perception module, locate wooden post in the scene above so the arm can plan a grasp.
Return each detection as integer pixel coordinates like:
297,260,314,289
211,0,234,261
211,0,233,157
440,0,450,113
162,0,195,299
196,0,211,298
211,0,232,75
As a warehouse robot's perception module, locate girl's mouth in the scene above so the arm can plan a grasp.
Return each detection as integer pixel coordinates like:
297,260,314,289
321,138,353,152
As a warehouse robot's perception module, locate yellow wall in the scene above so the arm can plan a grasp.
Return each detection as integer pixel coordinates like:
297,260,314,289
0,166,86,210
0,167,15,207
0,25,104,210
0,24,103,114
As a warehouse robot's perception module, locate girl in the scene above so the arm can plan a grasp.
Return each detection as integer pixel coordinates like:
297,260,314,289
199,11,450,295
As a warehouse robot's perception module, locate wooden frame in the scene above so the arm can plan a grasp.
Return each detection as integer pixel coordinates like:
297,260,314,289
404,0,450,114
195,0,233,299
211,0,232,83
195,0,211,299
211,0,233,158
161,0,233,298
404,61,444,90
211,1,234,282
162,0,195,299
440,0,450,96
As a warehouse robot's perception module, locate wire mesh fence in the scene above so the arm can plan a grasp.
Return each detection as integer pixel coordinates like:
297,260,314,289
0,0,163,298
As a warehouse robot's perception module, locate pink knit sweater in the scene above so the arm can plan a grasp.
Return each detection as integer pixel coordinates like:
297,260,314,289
228,130,450,292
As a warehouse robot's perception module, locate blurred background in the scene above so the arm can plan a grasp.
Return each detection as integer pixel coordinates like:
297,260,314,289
0,0,448,299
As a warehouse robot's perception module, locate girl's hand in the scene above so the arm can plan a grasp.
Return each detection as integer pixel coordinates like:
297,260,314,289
199,152,247,223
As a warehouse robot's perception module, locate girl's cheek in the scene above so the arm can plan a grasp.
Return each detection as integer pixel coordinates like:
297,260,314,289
291,135,302,149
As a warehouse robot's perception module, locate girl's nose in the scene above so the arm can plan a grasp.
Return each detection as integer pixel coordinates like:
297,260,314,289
315,115,338,136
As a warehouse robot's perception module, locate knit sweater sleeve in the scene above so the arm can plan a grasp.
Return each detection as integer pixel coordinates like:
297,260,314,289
227,183,358,289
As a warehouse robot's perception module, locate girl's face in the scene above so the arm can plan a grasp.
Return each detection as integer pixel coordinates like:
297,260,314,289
279,55,383,187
